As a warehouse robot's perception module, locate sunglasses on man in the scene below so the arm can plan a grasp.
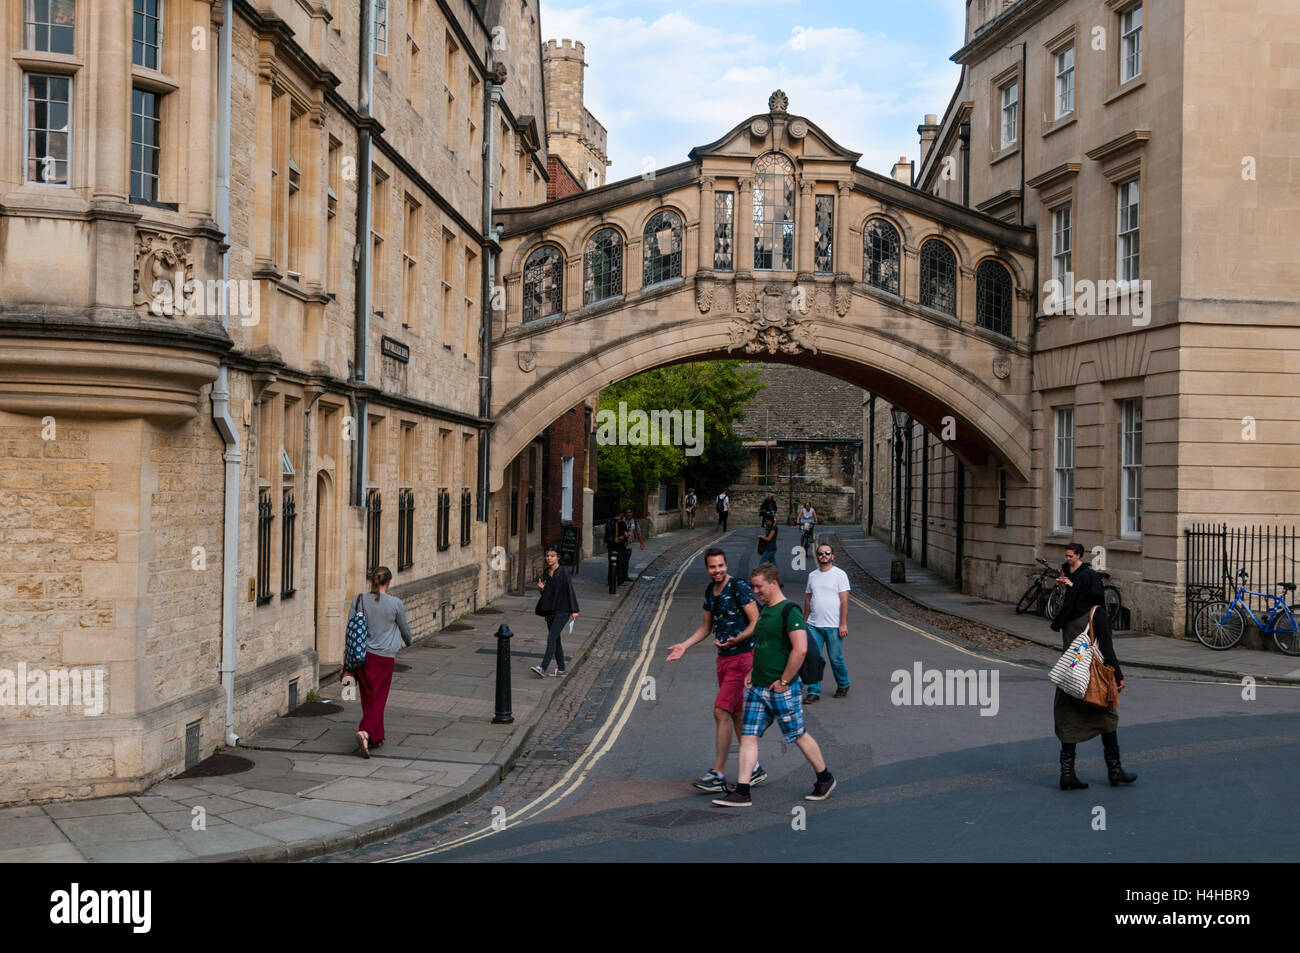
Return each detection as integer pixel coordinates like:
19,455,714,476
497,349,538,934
816,550,833,557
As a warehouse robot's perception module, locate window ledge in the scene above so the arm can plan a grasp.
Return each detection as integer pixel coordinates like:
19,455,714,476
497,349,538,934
1105,537,1142,552
131,65,179,94
1041,114,1077,139
1104,75,1145,106
13,50,84,73
990,142,1020,166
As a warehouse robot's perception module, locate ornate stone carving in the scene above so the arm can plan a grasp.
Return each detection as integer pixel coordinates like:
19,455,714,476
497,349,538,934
699,175,715,192
798,176,814,196
788,118,808,140
834,279,853,317
696,276,714,314
992,356,1011,380
750,118,771,139
727,288,818,355
517,350,537,373
734,279,755,315
768,89,789,114
133,230,196,317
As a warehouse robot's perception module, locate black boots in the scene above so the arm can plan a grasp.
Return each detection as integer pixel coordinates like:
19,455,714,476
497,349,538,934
1059,749,1088,790
1105,750,1138,786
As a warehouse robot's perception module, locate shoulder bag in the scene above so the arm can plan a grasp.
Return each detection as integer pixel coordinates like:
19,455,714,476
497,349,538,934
343,594,368,672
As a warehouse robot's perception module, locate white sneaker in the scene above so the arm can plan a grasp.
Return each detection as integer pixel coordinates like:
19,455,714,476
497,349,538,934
530,665,545,678
549,668,566,677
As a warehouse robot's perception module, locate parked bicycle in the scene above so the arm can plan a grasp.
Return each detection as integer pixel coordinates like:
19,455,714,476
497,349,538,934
1098,570,1123,629
1192,568,1298,654
1016,558,1064,618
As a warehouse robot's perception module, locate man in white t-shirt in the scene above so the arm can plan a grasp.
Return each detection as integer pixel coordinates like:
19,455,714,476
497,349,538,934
802,542,851,702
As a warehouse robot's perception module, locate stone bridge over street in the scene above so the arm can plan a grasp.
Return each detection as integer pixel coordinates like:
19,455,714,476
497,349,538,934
486,91,1037,493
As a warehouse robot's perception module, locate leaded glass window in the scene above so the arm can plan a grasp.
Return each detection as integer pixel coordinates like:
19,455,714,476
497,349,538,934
814,195,834,274
26,0,75,54
24,73,71,186
523,245,563,322
714,191,734,271
919,239,956,315
975,261,1013,337
642,210,682,287
863,219,900,295
583,228,622,305
753,153,794,271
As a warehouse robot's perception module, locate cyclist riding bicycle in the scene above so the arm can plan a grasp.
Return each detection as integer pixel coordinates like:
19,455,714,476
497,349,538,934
798,501,817,554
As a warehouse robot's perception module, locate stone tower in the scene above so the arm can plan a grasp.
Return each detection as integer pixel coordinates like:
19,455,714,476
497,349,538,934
542,39,610,189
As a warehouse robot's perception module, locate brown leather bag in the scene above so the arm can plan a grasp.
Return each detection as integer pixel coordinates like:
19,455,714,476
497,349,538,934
1082,607,1119,710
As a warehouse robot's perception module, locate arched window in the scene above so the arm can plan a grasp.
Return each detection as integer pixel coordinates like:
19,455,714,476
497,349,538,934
583,228,623,305
919,239,957,315
753,153,795,270
642,210,682,287
863,219,901,295
976,260,1013,337
523,245,563,322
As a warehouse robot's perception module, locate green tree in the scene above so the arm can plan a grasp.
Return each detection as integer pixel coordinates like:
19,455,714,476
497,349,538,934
596,362,763,503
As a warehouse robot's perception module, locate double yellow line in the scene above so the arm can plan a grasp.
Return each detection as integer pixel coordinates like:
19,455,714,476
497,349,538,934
379,537,715,862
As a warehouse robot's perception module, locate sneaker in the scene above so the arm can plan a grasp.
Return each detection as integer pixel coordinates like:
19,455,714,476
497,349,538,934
749,764,769,786
712,790,752,808
549,668,566,677
805,776,837,801
804,693,820,704
834,686,850,698
692,770,727,793
530,665,545,678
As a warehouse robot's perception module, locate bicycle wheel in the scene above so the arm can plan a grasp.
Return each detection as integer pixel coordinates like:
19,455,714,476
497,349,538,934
1193,601,1244,650
1015,581,1042,615
1104,586,1123,628
1045,586,1067,621
1272,608,1300,656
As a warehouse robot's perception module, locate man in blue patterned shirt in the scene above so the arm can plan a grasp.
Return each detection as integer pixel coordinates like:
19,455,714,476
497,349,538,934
667,547,768,792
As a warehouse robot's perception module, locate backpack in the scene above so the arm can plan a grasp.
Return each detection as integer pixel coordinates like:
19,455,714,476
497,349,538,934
716,495,726,515
779,602,825,687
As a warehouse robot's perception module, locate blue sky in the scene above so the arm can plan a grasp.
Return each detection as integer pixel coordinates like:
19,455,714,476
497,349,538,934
538,0,967,181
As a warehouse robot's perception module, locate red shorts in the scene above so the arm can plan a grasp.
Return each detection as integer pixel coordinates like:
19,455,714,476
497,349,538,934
714,652,753,713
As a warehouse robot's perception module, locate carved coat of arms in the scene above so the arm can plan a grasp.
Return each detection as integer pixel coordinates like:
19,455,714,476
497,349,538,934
727,290,818,355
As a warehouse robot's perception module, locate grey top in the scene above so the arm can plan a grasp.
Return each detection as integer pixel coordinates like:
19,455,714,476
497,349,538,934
351,592,412,658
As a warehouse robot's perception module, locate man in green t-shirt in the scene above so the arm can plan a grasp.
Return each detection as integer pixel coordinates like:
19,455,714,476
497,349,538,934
713,562,836,807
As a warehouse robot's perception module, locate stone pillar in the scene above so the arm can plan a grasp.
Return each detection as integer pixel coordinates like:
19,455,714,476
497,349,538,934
698,176,715,273
252,45,276,273
736,175,754,277
903,244,920,304
305,104,327,293
91,2,130,202
182,2,215,223
835,182,852,277
958,265,976,324
796,176,814,277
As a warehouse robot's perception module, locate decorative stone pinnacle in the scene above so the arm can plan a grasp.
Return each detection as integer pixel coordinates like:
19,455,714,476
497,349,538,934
768,90,789,114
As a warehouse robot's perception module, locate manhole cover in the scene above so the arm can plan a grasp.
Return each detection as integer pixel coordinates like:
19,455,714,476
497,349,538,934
441,623,473,632
393,663,412,672
626,809,734,829
286,701,343,717
174,753,255,778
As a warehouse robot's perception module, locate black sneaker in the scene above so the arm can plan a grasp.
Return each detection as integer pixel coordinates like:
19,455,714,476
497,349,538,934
749,764,769,786
712,790,752,807
804,693,820,704
805,776,837,801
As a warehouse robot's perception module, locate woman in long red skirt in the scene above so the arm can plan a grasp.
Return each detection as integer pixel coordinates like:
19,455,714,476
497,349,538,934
351,566,412,757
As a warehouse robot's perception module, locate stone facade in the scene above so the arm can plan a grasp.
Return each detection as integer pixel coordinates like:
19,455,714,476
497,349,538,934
541,40,609,190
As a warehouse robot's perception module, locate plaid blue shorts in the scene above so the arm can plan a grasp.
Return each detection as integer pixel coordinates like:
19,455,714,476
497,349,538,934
741,679,806,744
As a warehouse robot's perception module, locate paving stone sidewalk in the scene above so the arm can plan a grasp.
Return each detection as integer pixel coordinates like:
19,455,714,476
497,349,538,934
0,531,691,863
834,527,1300,684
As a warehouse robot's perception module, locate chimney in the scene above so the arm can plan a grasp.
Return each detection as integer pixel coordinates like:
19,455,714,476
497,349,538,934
891,156,913,186
917,113,940,165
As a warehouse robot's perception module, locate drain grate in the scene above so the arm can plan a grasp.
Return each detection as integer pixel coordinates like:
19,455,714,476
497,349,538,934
175,753,255,778
286,701,342,717
625,809,735,829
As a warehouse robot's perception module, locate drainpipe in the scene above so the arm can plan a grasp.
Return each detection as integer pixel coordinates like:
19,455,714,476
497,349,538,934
211,0,240,747
478,55,505,521
352,0,375,505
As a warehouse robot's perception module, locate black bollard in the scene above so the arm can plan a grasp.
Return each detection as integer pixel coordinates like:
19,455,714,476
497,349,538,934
607,548,619,594
492,624,514,724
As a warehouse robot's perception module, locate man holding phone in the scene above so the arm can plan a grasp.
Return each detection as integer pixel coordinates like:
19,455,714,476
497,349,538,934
666,547,768,793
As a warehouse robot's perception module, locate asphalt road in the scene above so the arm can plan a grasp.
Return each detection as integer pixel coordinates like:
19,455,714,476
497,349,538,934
332,530,1300,863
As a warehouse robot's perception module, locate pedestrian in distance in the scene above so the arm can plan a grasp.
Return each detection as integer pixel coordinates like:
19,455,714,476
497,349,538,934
351,566,412,758
757,515,778,565
684,488,698,529
715,490,730,532
798,500,818,555
802,542,851,703
759,494,777,525
713,562,836,807
666,546,769,793
619,506,644,584
1053,542,1137,790
532,544,579,678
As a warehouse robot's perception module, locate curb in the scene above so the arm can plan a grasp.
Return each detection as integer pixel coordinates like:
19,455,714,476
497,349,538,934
191,536,692,863
834,534,1300,687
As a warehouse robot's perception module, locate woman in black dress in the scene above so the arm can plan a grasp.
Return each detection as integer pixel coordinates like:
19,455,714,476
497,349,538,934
531,544,579,678
1053,544,1138,789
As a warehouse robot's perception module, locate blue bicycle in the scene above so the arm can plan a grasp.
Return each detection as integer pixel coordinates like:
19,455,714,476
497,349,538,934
1192,568,1299,655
